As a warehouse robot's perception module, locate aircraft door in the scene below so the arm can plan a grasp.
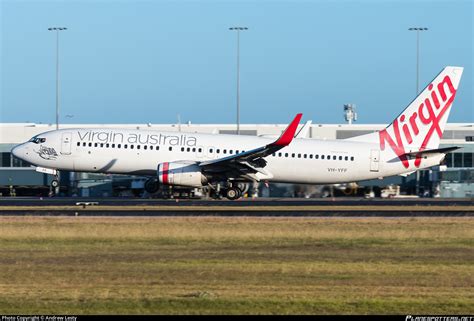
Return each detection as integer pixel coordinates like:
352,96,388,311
370,149,380,172
61,132,72,155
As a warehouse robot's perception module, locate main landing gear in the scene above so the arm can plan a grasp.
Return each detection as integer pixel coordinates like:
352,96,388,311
224,186,243,200
144,178,160,194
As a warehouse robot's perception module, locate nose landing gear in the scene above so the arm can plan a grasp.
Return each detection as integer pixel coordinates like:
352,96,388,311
50,179,59,188
49,172,60,196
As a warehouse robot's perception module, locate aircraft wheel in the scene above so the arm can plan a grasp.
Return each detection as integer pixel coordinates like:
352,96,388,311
225,187,241,200
51,179,59,188
144,178,160,193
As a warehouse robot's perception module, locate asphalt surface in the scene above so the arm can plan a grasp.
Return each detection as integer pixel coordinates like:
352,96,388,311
1,197,473,207
0,197,473,216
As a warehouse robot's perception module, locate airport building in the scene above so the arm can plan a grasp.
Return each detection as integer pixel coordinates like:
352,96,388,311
1,122,473,198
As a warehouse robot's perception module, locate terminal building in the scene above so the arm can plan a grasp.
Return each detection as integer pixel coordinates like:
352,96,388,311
1,121,473,198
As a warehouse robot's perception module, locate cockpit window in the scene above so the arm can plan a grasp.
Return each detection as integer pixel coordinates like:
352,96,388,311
29,136,46,144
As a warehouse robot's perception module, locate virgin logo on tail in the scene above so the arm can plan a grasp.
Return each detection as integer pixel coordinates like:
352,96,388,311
379,75,457,168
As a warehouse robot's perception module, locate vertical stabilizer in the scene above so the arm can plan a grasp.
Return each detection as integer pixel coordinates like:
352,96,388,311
349,66,463,168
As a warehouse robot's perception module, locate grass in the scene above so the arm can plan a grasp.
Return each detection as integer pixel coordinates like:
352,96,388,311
0,216,473,314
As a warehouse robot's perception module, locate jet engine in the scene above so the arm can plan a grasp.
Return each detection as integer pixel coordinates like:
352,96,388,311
157,161,208,187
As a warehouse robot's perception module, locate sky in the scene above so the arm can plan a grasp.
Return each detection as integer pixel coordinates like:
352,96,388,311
0,0,473,126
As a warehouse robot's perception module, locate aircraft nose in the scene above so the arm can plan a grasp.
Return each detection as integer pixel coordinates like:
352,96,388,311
11,144,28,160
11,146,20,158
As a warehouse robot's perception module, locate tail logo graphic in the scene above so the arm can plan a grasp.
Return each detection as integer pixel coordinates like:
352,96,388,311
379,75,457,168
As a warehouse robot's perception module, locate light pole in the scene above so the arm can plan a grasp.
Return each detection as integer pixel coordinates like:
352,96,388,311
408,27,428,94
408,27,428,197
229,27,248,135
48,27,67,130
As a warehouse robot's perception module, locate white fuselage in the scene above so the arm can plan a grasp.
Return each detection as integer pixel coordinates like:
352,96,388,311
12,128,444,184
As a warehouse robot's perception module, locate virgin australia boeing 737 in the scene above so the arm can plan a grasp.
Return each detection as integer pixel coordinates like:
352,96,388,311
12,66,463,199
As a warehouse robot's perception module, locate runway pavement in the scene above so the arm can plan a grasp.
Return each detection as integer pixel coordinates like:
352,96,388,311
0,197,473,216
1,196,473,206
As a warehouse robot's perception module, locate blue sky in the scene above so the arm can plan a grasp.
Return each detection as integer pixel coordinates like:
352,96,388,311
1,0,472,125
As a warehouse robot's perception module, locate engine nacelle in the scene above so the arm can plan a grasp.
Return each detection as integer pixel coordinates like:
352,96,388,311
157,161,207,187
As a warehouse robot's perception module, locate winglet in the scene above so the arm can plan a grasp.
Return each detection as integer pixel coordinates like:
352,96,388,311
271,113,303,146
295,120,312,139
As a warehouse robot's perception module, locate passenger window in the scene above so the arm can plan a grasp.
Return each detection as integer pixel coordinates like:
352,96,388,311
236,150,239,154
304,154,307,159
229,150,233,154
198,148,202,153
100,143,104,148
327,155,330,159
187,147,190,152
210,148,213,153
298,154,301,158
223,149,227,154
106,143,110,148
333,155,336,160
339,156,342,160
192,148,196,152
118,144,121,148
112,144,115,148
345,156,348,161
309,154,313,159
156,146,159,150
124,144,128,149
149,146,153,150
181,147,185,152
169,147,173,151
217,149,220,153
88,142,92,147
144,145,147,150
130,145,134,149
83,142,86,147
278,153,282,157
351,156,354,161
77,142,80,147
94,143,98,147
321,155,325,160
292,153,295,158
137,145,141,150
285,153,288,157
315,155,319,159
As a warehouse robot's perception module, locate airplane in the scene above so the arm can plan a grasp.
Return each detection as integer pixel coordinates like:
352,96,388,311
12,66,463,200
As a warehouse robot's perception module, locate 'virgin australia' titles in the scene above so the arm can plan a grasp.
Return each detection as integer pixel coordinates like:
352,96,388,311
77,131,198,147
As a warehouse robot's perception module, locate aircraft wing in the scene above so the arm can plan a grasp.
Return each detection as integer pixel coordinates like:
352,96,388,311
199,113,303,180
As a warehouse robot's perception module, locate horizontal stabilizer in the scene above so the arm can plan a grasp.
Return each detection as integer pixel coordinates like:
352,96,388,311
402,146,461,158
399,171,416,177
